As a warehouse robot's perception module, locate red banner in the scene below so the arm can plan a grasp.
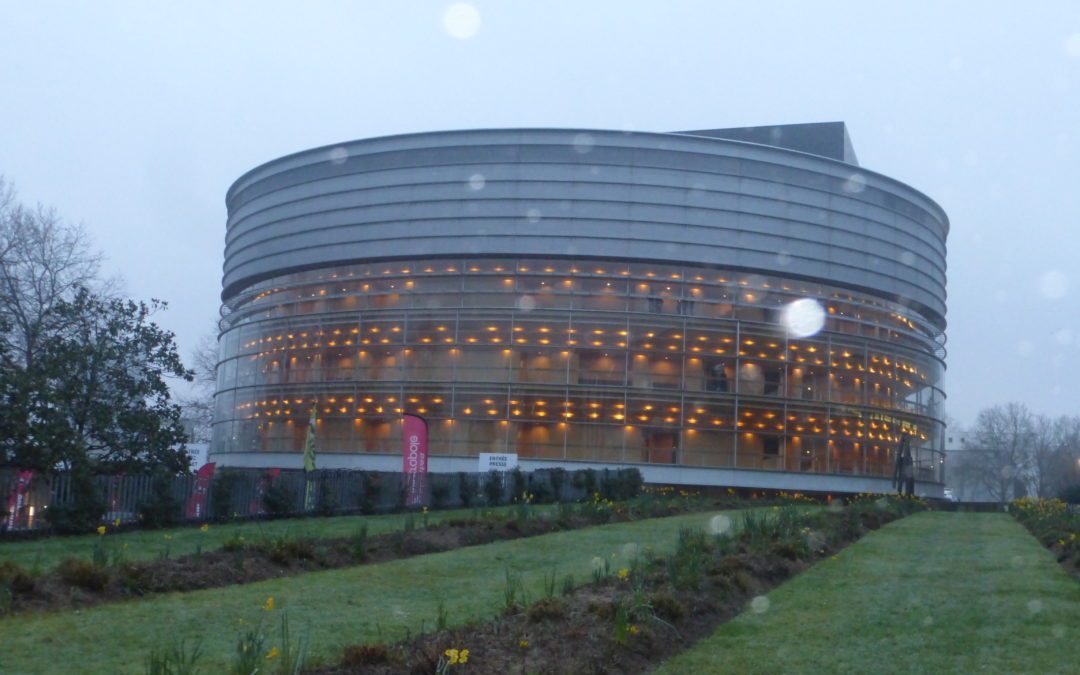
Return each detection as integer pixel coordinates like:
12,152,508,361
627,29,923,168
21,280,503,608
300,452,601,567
402,413,429,507
185,463,216,519
3,470,34,531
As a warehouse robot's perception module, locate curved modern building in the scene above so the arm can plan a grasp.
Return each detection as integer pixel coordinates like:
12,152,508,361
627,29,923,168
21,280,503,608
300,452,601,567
210,122,948,495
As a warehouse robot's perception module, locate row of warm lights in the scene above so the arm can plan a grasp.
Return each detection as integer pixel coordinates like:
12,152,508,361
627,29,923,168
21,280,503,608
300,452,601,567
252,416,924,444
239,330,924,374
243,283,924,338
246,262,919,315
237,397,922,439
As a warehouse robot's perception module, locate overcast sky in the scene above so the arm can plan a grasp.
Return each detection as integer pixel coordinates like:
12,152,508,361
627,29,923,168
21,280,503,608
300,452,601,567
1,1,1078,427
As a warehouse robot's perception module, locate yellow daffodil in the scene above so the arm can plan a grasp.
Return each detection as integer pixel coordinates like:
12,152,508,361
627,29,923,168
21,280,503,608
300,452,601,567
200,523,210,533
459,649,469,663
113,518,121,527
96,525,106,536
519,639,530,648
262,596,275,611
265,646,280,661
617,568,630,581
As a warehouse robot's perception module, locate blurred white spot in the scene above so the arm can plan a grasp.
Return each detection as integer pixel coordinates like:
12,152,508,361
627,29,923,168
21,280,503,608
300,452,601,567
750,596,770,613
899,251,916,266
776,251,792,266
1051,624,1066,638
516,295,536,312
467,174,486,191
1039,270,1069,299
590,556,604,571
1065,33,1080,57
842,173,867,194
1016,341,1034,358
1027,599,1043,614
1010,555,1024,568
328,147,349,165
781,299,826,338
526,208,542,223
573,133,595,154
1054,328,1073,346
621,542,640,558
875,497,890,510
443,3,481,39
1000,465,1016,480
922,616,934,627
805,530,825,551
589,166,600,175
708,515,732,535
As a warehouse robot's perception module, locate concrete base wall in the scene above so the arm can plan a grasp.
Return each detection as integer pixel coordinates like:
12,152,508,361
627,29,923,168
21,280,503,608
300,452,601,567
209,451,944,499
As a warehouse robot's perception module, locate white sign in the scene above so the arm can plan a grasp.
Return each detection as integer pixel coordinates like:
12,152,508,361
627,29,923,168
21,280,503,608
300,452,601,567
479,453,518,472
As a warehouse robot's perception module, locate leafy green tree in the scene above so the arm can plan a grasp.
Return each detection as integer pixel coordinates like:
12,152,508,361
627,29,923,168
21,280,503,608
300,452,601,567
2,288,194,473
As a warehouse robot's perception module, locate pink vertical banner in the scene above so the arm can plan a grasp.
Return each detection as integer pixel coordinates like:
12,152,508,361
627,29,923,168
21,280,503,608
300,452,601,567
185,463,216,519
402,413,429,507
4,470,34,531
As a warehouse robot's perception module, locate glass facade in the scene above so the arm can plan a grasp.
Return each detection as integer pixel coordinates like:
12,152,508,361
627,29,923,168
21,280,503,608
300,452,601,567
213,257,946,483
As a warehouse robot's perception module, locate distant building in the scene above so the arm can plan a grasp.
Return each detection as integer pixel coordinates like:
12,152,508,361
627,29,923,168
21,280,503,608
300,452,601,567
210,123,948,496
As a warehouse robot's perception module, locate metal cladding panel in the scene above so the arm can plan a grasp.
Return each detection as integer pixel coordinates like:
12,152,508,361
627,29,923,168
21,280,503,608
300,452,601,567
223,128,948,328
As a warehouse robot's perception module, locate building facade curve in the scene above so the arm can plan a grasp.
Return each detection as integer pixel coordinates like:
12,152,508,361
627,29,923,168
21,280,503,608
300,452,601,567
211,122,948,496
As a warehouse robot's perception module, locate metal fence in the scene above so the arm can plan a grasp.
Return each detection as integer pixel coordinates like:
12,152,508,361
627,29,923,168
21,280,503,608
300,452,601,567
0,466,641,533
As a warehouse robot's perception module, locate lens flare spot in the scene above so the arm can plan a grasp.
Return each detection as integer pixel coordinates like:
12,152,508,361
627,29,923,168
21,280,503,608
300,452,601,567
781,299,826,338
750,596,771,613
442,3,481,40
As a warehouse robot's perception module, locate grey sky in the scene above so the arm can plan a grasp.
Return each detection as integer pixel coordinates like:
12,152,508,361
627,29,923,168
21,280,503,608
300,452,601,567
1,1,1078,426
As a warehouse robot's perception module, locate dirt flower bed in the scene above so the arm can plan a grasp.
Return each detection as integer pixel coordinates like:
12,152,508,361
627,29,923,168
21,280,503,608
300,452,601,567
311,495,926,675
1009,497,1080,578
0,492,731,616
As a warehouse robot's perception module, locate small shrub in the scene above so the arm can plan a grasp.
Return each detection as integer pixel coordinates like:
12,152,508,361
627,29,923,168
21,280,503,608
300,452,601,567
548,468,567,502
211,470,243,522
457,472,476,508
431,480,451,509
316,478,339,517
46,468,106,534
484,471,503,506
138,474,183,529
341,644,389,667
560,573,575,597
510,468,526,501
360,472,381,515
260,536,317,565
527,597,566,622
649,590,686,621
573,468,598,497
230,622,266,675
58,558,109,592
263,480,294,518
143,637,203,675
503,567,522,612
351,523,369,560
0,561,35,594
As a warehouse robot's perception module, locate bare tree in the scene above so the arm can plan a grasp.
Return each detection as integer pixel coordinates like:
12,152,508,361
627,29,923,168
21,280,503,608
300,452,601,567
177,327,219,444
0,177,104,369
961,402,1036,503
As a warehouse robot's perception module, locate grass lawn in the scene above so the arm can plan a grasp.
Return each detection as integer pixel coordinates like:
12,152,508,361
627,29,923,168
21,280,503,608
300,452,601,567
655,512,1080,675
0,508,739,673
0,506,539,571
